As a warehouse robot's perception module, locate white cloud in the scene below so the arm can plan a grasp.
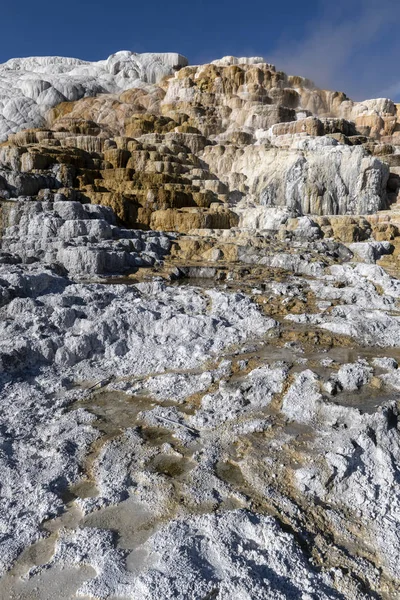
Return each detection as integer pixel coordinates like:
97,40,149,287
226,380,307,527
269,0,400,100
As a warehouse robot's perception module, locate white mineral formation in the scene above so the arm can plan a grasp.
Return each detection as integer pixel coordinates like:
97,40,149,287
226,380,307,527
0,51,188,141
203,143,389,216
1,49,400,600
1,200,174,275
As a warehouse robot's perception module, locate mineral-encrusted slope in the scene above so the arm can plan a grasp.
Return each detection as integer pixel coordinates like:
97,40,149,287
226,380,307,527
1,51,400,600
0,51,188,141
1,53,400,234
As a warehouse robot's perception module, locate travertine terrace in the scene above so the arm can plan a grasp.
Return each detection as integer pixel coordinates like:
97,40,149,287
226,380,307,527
0,51,400,600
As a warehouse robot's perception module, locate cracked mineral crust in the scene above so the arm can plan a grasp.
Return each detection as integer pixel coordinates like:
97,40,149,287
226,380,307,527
0,49,400,600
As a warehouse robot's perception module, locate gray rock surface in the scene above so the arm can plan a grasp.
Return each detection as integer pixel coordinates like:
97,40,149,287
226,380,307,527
1,201,174,275
53,510,340,599
1,230,400,598
0,262,275,581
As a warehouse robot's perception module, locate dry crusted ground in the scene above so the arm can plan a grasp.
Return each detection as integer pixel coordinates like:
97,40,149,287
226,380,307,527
2,241,400,599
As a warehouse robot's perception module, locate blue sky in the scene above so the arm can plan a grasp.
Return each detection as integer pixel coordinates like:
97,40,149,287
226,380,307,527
1,0,399,101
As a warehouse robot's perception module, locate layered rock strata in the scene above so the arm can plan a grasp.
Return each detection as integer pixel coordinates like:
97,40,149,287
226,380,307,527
1,200,174,276
0,52,188,141
1,51,400,600
1,53,400,233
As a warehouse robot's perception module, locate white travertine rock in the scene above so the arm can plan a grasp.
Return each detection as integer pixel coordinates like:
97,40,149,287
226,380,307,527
1,201,175,275
236,206,294,229
348,241,393,263
0,50,394,219
54,510,339,599
336,361,373,391
1,49,400,599
348,98,396,118
0,51,188,141
0,265,275,578
203,143,389,216
211,55,271,67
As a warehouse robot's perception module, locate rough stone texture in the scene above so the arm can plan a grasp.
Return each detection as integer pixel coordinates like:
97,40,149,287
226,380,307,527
0,52,398,229
203,143,389,216
1,51,400,600
0,200,174,275
2,235,400,598
0,129,238,232
53,510,340,599
1,223,400,598
0,52,188,141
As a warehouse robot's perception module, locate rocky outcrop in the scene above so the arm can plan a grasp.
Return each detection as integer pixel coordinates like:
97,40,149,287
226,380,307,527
0,53,398,225
5,45,400,600
0,51,188,142
0,126,238,232
0,121,391,232
2,49,400,600
203,141,390,215
0,200,174,276
2,222,400,598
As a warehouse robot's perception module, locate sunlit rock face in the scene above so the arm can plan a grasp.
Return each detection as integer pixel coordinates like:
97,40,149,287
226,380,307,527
0,51,188,142
0,52,399,225
2,51,400,600
0,200,175,276
212,143,390,217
